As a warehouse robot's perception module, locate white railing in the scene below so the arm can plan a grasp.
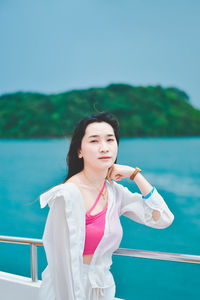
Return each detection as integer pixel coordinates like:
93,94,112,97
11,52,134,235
0,235,200,282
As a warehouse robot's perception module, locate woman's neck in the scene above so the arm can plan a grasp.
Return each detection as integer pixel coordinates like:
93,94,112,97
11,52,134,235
80,166,108,188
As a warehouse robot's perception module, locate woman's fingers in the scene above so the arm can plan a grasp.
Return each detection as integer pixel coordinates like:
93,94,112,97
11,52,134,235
106,164,130,183
106,168,111,183
115,174,122,181
107,165,125,183
107,165,114,184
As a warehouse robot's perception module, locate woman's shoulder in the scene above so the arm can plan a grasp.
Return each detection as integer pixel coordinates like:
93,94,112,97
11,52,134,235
40,180,79,209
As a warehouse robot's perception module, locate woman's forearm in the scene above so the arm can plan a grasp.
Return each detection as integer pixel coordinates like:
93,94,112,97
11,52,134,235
128,167,153,197
129,167,160,222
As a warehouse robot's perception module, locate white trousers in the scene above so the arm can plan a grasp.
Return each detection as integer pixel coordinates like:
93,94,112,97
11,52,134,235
82,263,116,300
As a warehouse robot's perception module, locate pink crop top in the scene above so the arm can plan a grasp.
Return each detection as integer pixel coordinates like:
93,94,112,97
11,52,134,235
83,180,108,255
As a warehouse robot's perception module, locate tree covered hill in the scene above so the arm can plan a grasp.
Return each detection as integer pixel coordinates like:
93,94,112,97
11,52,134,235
0,83,200,138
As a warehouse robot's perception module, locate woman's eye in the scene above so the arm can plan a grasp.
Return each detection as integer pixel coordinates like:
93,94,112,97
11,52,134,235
90,139,114,143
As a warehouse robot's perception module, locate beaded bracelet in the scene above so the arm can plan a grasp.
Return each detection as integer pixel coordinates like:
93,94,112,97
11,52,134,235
130,167,142,180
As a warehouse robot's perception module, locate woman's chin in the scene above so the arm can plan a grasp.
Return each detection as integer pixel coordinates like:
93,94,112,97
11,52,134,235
97,160,113,169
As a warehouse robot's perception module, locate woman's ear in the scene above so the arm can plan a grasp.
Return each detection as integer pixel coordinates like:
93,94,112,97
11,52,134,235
78,150,83,158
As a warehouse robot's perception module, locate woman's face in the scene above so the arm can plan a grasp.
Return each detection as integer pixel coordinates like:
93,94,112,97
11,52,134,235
78,122,118,171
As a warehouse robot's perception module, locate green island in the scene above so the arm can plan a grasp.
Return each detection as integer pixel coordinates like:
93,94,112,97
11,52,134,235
0,83,200,138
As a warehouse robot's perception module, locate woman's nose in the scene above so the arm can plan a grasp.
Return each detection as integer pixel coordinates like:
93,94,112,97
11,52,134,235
99,141,109,152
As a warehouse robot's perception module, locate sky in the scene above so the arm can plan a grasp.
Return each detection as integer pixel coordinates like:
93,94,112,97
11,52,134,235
1,0,200,108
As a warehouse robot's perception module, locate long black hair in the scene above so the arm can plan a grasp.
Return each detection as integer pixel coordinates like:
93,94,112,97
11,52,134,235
63,111,120,182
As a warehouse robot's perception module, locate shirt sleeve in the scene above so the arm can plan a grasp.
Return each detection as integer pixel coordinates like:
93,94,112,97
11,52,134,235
115,182,174,229
39,188,76,300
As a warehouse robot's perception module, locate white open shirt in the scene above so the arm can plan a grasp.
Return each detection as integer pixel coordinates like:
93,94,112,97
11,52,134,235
39,180,174,300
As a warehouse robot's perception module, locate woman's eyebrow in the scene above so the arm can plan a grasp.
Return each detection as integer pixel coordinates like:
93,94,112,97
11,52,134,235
88,134,115,138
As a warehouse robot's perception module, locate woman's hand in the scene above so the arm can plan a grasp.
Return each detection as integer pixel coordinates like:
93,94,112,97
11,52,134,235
106,164,135,184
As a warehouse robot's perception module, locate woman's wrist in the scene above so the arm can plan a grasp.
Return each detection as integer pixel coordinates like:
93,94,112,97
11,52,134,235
129,167,142,180
127,167,135,177
128,165,153,197
134,172,153,196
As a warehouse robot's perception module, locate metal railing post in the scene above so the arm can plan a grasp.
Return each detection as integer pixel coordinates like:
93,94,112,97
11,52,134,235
31,244,38,282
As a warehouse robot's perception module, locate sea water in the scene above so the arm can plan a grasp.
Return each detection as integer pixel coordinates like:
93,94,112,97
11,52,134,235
0,137,200,300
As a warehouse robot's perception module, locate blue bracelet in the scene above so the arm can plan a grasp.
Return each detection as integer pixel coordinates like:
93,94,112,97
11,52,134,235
142,186,155,199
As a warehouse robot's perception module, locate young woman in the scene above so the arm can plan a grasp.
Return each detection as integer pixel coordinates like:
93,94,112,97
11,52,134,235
39,112,174,300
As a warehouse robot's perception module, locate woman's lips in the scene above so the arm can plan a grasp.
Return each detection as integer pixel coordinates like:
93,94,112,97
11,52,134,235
98,156,111,160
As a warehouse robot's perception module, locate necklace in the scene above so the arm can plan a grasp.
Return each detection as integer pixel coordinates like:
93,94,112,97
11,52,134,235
82,172,107,202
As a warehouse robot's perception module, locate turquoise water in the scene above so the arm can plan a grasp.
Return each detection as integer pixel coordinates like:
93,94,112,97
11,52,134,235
0,137,200,300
